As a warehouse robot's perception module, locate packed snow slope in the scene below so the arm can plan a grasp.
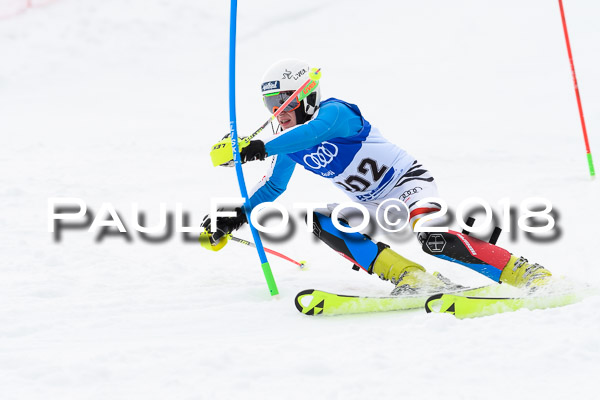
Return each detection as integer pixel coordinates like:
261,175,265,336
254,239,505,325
1,0,599,399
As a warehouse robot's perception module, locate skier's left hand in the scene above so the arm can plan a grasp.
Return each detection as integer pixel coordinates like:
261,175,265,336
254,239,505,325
201,207,247,243
240,140,267,163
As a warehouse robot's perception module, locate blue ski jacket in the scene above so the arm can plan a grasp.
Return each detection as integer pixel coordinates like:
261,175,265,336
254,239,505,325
247,98,363,209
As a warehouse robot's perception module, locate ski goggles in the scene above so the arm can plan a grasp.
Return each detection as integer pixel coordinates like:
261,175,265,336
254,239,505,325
263,91,301,114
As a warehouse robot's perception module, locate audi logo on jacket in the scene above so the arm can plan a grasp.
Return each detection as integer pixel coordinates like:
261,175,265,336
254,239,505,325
247,98,416,208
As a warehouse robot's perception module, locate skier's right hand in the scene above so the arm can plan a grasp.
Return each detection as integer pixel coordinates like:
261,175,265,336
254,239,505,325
201,207,247,244
210,134,254,167
240,140,267,163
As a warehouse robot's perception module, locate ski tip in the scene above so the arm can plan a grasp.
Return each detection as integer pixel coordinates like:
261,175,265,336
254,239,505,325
294,289,312,313
295,289,324,315
424,293,444,314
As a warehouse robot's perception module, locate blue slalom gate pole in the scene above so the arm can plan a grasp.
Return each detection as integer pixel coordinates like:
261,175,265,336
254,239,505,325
228,0,279,296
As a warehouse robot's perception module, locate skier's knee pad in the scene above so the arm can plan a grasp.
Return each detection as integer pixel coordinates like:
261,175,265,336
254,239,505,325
309,211,387,273
418,230,511,281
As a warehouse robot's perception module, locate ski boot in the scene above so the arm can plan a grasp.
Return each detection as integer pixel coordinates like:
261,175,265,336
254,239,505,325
372,248,463,296
500,255,552,290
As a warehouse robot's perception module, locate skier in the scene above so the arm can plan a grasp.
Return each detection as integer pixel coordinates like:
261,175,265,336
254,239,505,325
202,58,552,294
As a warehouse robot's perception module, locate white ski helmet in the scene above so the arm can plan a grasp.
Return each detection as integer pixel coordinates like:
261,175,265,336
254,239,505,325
260,59,321,119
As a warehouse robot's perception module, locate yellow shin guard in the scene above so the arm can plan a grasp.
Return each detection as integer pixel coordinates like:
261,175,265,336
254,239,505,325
371,248,425,284
500,255,552,289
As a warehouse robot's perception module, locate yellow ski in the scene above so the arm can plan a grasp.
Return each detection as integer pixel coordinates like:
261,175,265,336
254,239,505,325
424,290,590,319
295,285,496,316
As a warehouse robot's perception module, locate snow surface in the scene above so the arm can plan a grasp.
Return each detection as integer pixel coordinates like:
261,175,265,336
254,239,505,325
1,0,599,399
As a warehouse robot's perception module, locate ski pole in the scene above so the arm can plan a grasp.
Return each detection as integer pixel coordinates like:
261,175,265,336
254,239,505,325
229,236,306,268
558,0,595,177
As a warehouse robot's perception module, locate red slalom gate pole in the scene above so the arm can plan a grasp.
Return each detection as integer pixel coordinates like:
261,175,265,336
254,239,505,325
558,0,595,177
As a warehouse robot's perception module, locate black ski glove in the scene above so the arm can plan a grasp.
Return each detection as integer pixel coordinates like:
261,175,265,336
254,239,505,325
241,140,267,163
201,207,247,243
